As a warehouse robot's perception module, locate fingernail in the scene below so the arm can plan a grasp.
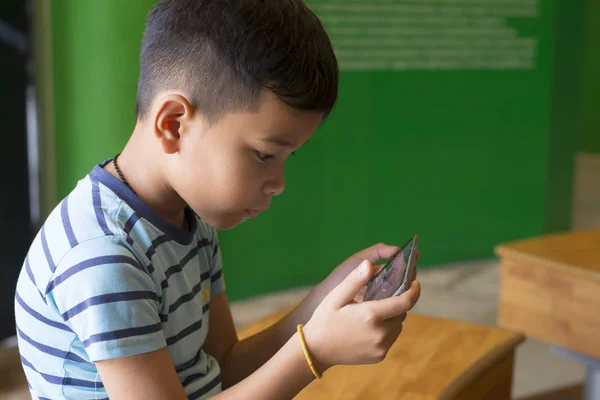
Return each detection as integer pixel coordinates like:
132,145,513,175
359,260,368,275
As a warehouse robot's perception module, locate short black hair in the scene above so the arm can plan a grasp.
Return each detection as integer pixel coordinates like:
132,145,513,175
136,0,339,121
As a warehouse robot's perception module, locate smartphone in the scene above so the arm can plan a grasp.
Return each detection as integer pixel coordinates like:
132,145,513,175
362,235,419,302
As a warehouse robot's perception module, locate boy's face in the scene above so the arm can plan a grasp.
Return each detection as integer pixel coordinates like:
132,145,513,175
172,91,323,230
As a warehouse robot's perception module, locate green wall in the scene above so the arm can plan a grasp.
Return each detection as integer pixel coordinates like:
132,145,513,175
48,1,584,301
51,0,155,198
581,0,600,154
219,0,583,299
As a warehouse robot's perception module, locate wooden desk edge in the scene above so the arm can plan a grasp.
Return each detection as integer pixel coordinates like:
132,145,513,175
494,245,600,282
240,309,527,400
437,331,526,400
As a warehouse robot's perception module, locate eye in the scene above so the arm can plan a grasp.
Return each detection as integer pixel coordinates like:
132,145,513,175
256,151,275,162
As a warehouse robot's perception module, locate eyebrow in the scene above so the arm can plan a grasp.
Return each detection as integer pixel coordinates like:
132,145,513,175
263,137,310,148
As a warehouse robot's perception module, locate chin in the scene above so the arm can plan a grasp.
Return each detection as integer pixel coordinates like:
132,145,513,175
204,214,246,230
214,221,243,230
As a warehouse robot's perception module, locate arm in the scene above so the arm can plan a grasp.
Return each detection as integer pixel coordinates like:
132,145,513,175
96,349,188,400
94,291,318,399
92,287,317,400
203,292,318,389
96,260,421,400
96,325,317,400
89,259,317,400
204,243,403,388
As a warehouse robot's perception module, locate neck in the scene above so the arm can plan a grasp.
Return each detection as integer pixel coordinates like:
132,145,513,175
106,125,187,229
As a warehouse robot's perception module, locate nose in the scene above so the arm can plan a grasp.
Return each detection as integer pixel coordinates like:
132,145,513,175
263,169,285,197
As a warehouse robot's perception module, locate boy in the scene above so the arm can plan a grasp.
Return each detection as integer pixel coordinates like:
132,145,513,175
15,0,421,398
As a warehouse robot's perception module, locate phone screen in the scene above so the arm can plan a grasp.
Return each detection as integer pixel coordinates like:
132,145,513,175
363,237,415,302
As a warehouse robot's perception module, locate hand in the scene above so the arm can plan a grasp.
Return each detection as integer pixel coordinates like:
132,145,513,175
302,259,421,372
320,243,403,293
298,243,400,314
299,243,418,315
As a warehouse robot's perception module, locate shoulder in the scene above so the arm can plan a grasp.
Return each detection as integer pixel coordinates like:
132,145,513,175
44,171,128,250
24,172,131,290
48,235,151,295
44,235,159,320
44,239,165,363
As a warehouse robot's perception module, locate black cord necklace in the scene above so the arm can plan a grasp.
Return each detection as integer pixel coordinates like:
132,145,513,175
112,154,136,195
113,154,190,230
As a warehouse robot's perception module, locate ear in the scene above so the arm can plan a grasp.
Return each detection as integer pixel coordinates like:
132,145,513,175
153,94,194,154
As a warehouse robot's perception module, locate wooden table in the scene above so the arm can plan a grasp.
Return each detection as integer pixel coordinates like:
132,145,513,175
238,308,524,399
495,229,600,400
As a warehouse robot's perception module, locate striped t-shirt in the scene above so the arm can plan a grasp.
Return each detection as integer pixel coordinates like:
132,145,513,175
14,160,226,399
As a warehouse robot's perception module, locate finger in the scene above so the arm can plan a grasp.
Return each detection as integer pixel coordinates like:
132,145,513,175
384,323,403,349
395,313,407,325
326,260,374,309
384,313,407,330
412,251,419,281
354,263,386,303
373,280,421,320
373,263,386,276
386,313,406,333
353,243,400,265
380,315,405,350
353,285,367,303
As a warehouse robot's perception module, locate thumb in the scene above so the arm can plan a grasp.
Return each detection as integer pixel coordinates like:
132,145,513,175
327,260,373,309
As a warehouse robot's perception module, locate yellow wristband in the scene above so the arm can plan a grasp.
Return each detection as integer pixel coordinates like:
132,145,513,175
297,324,322,379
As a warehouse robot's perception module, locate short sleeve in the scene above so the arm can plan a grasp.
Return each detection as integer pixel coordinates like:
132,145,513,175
209,228,226,297
45,237,166,362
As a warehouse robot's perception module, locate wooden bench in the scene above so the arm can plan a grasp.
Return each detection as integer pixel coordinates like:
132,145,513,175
496,229,600,359
238,307,525,399
495,229,600,400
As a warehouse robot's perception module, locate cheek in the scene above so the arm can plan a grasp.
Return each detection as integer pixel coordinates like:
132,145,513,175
209,154,261,205
230,162,262,199
174,153,210,204
177,136,264,214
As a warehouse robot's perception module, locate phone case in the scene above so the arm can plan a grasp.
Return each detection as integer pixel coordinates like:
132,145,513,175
391,235,418,296
362,235,419,302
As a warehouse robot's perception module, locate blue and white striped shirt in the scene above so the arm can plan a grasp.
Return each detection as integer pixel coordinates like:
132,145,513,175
15,160,226,399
